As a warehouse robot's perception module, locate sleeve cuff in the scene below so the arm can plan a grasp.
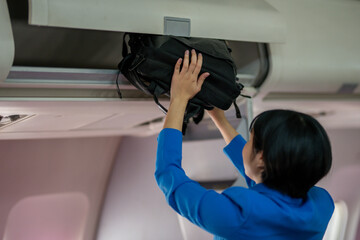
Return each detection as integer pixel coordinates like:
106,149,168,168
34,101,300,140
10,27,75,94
223,135,256,188
156,128,183,172
223,135,247,168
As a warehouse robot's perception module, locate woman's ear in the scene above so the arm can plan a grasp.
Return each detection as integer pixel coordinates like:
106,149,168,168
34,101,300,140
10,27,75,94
256,151,265,170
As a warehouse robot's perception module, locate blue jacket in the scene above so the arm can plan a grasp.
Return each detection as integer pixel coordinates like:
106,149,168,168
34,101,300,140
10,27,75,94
155,128,334,240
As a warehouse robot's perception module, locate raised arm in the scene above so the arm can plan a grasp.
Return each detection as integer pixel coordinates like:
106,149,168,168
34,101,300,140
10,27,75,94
207,108,239,144
156,50,249,238
163,49,209,130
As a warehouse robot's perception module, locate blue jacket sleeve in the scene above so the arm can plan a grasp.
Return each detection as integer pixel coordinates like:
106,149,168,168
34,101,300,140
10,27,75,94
223,135,256,188
155,128,248,238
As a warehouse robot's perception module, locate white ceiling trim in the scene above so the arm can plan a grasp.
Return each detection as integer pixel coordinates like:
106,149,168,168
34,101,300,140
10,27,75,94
28,0,286,43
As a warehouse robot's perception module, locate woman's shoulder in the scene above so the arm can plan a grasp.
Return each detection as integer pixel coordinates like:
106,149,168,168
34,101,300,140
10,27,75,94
308,186,334,207
222,184,334,211
221,186,262,208
308,186,333,200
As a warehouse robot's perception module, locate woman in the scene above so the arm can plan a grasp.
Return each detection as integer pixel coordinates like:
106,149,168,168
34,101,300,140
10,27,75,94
155,49,334,240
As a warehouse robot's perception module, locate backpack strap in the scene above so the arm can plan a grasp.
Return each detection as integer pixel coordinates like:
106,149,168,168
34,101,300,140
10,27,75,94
192,108,204,124
148,82,168,114
182,103,204,135
233,100,241,118
116,33,131,99
122,33,129,58
153,94,168,115
115,71,122,99
148,82,205,135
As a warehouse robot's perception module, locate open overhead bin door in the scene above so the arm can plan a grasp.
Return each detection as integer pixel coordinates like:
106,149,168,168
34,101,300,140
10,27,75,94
2,0,273,91
29,0,286,43
0,0,15,82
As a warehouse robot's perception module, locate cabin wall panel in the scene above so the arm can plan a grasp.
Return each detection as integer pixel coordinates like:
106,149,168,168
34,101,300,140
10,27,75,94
0,136,120,240
97,134,183,240
319,129,360,240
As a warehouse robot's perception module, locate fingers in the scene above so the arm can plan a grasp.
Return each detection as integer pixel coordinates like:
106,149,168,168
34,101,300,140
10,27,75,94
177,49,206,88
189,49,197,73
180,50,203,74
181,50,190,73
193,52,202,75
174,58,182,75
197,72,210,90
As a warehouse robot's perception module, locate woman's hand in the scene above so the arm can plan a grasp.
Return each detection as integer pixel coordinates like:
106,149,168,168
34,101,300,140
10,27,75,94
207,107,238,144
170,49,210,102
207,107,226,123
163,49,209,131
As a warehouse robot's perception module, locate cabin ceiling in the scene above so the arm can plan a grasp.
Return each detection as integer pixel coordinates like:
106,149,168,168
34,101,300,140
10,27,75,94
0,100,166,140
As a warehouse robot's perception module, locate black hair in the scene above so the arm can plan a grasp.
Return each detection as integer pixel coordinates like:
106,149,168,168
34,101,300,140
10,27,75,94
249,109,332,198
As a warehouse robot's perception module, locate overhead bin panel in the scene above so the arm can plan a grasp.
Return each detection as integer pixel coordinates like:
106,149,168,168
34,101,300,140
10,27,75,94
28,0,286,43
2,0,270,89
0,0,15,83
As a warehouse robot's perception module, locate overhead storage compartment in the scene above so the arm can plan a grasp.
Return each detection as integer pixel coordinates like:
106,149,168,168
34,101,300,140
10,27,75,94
2,0,270,91
28,0,286,43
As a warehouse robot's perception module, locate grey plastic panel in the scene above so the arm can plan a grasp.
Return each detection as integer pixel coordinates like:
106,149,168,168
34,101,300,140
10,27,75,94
164,17,190,37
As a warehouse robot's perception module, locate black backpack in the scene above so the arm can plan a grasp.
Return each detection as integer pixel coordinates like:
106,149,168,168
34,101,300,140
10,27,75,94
117,33,248,134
